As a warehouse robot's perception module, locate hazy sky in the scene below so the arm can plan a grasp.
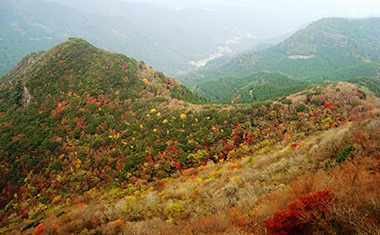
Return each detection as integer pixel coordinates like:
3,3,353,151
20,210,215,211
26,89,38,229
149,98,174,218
125,0,380,18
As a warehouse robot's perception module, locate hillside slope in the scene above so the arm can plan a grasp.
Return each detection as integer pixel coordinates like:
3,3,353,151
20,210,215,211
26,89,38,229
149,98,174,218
1,39,379,234
180,17,380,103
0,38,206,207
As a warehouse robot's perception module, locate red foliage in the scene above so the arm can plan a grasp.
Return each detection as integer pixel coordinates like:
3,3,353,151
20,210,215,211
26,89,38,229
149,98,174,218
264,189,336,235
223,144,233,153
245,133,253,144
167,145,176,152
88,97,97,103
175,161,181,169
145,155,153,162
36,223,44,235
324,103,333,109
290,143,298,150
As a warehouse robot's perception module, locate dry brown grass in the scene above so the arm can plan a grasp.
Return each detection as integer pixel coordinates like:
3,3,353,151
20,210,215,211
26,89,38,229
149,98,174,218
10,116,379,235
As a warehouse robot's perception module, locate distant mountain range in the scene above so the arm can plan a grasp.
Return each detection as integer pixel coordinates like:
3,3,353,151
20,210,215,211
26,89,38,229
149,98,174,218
0,0,304,77
180,17,380,103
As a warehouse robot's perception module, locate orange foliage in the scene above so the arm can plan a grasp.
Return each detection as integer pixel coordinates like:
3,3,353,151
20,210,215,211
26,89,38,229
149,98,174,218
229,207,253,228
228,163,241,171
190,214,232,234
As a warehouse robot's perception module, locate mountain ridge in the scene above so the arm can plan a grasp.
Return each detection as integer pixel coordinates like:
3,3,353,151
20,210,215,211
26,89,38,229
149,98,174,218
179,17,380,103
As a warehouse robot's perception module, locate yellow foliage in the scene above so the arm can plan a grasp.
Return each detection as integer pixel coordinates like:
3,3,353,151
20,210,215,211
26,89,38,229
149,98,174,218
156,112,161,117
150,108,157,113
125,195,137,202
143,78,150,86
180,113,187,119
52,195,62,202
108,133,120,139
56,174,62,182
162,119,168,124
76,159,81,169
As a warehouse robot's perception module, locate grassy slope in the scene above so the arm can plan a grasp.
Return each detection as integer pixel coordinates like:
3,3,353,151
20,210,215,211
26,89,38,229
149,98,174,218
2,82,379,234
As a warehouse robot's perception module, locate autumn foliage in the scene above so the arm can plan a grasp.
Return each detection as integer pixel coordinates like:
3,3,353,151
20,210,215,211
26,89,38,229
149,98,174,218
264,189,336,235
0,39,379,234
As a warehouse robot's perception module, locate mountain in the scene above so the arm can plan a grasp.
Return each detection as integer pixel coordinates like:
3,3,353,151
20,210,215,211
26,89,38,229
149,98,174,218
194,71,311,104
1,38,379,234
0,0,305,78
0,37,205,207
179,17,380,103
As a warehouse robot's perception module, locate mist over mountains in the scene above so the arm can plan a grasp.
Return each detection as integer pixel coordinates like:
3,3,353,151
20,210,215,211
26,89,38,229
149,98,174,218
1,0,308,78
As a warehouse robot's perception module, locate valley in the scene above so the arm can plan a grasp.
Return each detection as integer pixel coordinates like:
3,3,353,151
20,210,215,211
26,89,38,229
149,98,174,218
1,0,301,78
179,17,380,104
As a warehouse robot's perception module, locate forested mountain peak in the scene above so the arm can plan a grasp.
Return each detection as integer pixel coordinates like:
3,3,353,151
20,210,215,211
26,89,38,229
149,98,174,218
1,38,205,107
279,17,380,54
227,17,380,74
0,38,207,208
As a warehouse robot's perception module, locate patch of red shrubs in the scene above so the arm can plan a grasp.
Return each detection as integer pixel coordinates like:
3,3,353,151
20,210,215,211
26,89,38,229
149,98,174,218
264,189,336,235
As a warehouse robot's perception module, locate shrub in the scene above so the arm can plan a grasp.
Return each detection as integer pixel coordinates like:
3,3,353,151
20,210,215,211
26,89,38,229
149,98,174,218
264,189,336,235
164,201,184,219
295,104,307,112
190,214,231,234
336,146,355,163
